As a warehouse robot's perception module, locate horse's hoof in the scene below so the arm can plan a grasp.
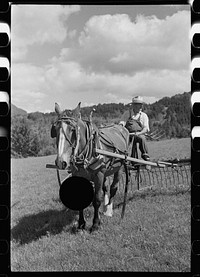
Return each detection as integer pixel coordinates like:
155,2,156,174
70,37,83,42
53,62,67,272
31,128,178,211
90,225,99,233
103,211,113,217
103,203,113,217
90,222,101,233
78,223,86,230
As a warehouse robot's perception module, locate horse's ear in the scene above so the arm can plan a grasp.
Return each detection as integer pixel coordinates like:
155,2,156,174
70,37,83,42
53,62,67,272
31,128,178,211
73,102,81,119
55,103,62,115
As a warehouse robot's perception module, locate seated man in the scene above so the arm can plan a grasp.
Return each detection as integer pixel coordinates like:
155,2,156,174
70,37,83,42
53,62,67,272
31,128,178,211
119,96,150,161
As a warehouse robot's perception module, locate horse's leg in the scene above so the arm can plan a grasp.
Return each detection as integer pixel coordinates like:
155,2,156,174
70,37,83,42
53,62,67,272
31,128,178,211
90,171,104,232
78,210,86,229
104,168,122,217
102,177,109,212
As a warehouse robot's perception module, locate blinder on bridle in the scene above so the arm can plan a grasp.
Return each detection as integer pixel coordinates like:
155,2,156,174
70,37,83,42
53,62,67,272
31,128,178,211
51,123,57,138
51,116,78,148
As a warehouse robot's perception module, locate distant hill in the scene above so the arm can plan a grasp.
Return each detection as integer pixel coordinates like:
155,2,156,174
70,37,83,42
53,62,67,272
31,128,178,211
11,104,27,117
78,92,190,138
141,92,190,137
12,92,191,135
11,91,190,157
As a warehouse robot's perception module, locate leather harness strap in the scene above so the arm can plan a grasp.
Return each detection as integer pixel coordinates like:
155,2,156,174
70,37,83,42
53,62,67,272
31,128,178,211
57,116,129,171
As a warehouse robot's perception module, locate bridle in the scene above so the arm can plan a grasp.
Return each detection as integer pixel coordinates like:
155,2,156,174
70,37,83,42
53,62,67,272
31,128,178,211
55,116,95,170
57,117,77,148
54,116,78,160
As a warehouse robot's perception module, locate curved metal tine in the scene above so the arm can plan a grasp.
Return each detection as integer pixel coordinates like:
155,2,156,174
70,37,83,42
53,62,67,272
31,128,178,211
148,130,165,141
145,133,155,140
148,129,160,136
153,130,165,139
153,133,165,140
145,133,160,140
151,133,164,139
146,130,160,140
151,129,164,137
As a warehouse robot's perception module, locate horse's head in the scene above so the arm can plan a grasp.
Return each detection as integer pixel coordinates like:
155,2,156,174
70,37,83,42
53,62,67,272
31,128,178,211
52,102,81,171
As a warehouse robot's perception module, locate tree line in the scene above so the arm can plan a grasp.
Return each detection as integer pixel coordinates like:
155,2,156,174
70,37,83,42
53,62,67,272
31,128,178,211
11,92,190,158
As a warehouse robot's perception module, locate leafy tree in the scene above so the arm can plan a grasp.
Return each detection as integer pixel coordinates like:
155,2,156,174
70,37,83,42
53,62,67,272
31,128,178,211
11,117,41,157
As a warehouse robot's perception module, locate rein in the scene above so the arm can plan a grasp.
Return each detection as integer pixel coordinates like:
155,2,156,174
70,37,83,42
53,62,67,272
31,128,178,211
73,120,95,167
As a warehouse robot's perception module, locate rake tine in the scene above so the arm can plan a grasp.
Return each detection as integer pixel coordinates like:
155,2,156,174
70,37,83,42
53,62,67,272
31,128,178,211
145,134,157,141
150,134,160,139
145,134,153,140
147,130,161,137
154,134,165,140
146,131,165,141
149,130,165,140
148,131,157,137
148,129,160,136
151,130,164,137
155,131,165,138
151,133,165,140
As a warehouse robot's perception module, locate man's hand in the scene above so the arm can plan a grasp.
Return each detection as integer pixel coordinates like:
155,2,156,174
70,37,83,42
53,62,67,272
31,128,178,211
130,127,148,136
129,132,137,136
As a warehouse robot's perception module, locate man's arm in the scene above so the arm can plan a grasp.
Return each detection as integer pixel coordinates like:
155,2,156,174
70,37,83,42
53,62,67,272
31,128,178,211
129,127,148,136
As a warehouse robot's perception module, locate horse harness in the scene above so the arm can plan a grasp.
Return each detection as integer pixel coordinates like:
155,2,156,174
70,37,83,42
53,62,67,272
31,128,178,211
52,116,128,172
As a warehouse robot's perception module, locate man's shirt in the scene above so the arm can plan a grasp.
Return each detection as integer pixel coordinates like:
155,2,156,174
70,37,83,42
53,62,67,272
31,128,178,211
119,109,150,132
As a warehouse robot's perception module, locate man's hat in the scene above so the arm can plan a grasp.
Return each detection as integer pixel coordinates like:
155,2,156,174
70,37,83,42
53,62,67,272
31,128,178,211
131,96,144,104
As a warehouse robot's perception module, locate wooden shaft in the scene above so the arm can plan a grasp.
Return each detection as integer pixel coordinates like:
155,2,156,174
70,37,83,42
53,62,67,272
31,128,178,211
46,164,59,169
156,161,178,166
95,148,165,167
46,152,175,170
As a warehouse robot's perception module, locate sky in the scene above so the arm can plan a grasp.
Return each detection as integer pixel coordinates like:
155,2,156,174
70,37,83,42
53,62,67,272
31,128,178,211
11,4,190,113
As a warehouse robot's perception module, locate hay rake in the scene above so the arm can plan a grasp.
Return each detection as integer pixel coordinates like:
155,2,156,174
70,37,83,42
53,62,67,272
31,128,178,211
47,147,188,218
103,157,190,215
111,158,191,197
46,118,189,219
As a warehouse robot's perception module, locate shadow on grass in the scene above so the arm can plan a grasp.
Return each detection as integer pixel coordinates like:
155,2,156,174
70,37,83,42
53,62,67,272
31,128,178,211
11,188,190,245
11,208,77,245
115,186,190,209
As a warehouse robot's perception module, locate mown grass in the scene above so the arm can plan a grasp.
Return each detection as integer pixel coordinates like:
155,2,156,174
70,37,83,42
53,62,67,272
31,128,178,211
11,138,191,272
147,137,190,161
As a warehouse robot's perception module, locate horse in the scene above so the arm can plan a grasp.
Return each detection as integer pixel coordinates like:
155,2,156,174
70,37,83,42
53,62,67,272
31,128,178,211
51,102,130,232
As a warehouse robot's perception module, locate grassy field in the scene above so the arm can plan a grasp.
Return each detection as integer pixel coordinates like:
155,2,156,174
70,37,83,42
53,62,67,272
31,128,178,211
146,137,190,161
11,138,191,272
